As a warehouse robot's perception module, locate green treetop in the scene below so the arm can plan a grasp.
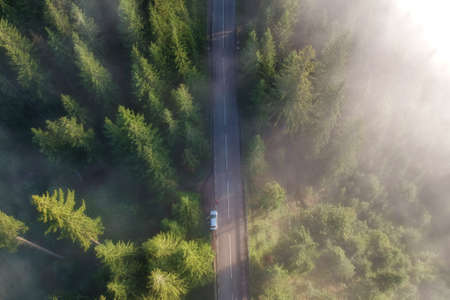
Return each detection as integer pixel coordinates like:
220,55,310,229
131,46,165,123
45,0,71,36
0,210,28,252
257,28,277,83
104,106,177,196
148,268,187,300
73,33,114,102
0,18,47,96
71,3,98,49
95,240,143,300
118,0,146,47
31,188,104,251
149,0,197,81
274,46,317,134
173,192,202,237
31,115,95,162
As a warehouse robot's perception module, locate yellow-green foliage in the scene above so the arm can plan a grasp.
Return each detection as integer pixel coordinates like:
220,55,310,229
0,210,28,252
31,115,95,162
73,33,114,100
31,189,104,251
0,19,46,93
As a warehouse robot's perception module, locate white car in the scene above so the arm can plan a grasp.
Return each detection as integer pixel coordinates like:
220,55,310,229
210,210,218,230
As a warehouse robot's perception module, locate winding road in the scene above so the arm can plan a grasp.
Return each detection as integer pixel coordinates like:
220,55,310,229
211,0,249,299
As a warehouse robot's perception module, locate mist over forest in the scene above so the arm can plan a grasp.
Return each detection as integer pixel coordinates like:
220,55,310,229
238,0,450,299
0,0,449,299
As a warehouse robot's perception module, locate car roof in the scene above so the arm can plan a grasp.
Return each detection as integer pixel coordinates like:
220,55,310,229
211,210,217,215
210,217,217,227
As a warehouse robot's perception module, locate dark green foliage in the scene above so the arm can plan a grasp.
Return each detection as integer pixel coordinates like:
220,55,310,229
173,192,202,236
131,46,165,123
32,115,95,162
171,84,209,172
0,210,28,252
118,0,146,48
95,240,143,300
0,18,48,97
31,188,104,251
105,106,177,196
73,33,115,102
0,0,211,298
148,0,198,82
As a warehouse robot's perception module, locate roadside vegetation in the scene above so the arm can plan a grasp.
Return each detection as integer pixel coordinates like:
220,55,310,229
0,0,213,299
238,0,450,299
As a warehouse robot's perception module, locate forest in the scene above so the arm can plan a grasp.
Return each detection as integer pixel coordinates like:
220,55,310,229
238,0,450,299
0,0,213,299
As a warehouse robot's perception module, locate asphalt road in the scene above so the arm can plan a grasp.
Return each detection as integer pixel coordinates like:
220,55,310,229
211,0,249,299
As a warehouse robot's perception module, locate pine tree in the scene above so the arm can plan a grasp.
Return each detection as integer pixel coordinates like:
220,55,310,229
149,0,197,81
0,18,47,97
173,192,202,236
274,46,317,134
31,115,95,162
0,210,28,252
45,0,71,36
172,84,209,172
60,94,88,123
179,240,214,287
73,33,114,102
118,0,146,47
104,106,177,196
257,28,276,83
131,46,165,123
31,188,104,251
71,3,98,49
95,240,143,300
0,210,62,258
148,269,187,300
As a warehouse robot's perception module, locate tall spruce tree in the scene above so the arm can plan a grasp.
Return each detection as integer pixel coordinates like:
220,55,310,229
274,46,317,134
31,188,104,251
0,210,62,258
118,0,146,48
0,18,47,97
104,106,177,196
73,33,114,102
31,115,95,163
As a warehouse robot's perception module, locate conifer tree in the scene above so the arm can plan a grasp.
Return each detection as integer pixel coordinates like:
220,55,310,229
31,188,104,251
118,0,146,47
172,84,208,172
31,115,95,162
73,33,114,102
104,106,177,196
131,46,165,123
0,19,47,97
95,240,142,300
45,0,71,36
148,269,187,300
149,0,197,81
173,192,202,236
71,3,98,49
274,46,317,134
60,94,88,123
0,210,28,252
179,240,214,287
257,28,276,83
0,210,62,258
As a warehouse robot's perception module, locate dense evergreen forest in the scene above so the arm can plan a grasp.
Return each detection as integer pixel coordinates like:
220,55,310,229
238,0,450,299
0,0,213,299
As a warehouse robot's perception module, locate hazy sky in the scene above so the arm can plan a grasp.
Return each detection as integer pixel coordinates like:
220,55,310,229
395,0,450,67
